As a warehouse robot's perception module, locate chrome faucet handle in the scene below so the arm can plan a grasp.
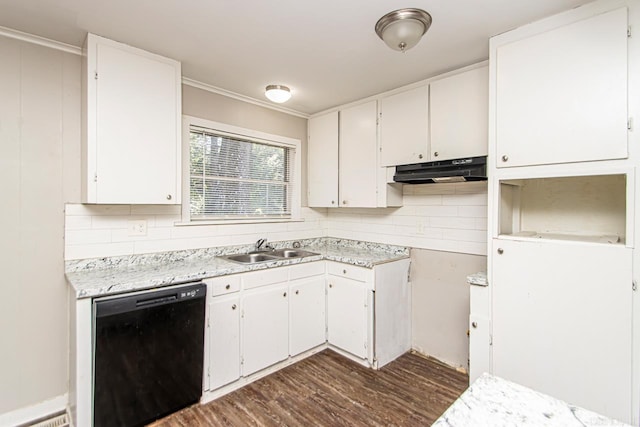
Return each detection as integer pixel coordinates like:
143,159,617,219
292,241,301,248
255,238,267,250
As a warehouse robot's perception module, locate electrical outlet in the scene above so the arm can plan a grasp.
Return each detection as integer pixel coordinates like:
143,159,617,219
128,219,147,236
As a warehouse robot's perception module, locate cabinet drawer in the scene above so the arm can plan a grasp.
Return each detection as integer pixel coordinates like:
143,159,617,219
242,267,289,290
326,262,371,283
289,261,325,281
204,275,241,297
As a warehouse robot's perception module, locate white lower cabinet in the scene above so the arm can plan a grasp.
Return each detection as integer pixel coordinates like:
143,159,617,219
208,294,240,390
289,276,326,356
203,258,410,395
326,259,411,368
327,275,368,359
242,283,289,376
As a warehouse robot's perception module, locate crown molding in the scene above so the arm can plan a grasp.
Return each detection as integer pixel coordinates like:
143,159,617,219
0,25,82,55
182,77,309,119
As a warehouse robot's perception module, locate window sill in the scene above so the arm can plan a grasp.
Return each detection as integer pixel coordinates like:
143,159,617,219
174,218,305,226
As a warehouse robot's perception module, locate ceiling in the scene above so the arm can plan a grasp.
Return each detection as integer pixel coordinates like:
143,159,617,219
0,0,593,115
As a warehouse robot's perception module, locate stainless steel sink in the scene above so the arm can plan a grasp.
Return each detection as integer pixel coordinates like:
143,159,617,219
221,248,320,264
223,253,280,264
270,248,319,258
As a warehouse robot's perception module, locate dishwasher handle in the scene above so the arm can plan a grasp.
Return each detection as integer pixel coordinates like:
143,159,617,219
95,282,206,318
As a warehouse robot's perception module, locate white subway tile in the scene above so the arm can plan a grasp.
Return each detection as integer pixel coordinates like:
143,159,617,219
65,215,92,230
457,206,488,218
170,225,220,239
402,194,443,206
64,242,135,260
92,215,155,229
442,193,488,206
454,182,488,194
111,227,173,242
154,214,182,227
130,205,182,215
413,183,456,195
65,229,111,245
430,217,477,230
65,203,131,216
442,228,488,243
413,205,459,217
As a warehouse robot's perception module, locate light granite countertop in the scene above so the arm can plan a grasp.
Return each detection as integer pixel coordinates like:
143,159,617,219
65,238,409,299
433,373,630,427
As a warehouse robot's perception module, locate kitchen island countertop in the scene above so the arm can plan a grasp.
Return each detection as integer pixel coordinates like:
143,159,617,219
65,237,409,299
433,373,630,427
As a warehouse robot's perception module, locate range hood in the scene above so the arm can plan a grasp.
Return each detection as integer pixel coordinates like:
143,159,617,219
393,156,487,184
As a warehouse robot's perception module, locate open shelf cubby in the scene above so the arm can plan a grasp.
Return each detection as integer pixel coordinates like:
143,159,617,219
498,174,628,245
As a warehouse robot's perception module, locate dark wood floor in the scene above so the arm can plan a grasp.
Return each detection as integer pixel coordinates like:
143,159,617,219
149,350,468,427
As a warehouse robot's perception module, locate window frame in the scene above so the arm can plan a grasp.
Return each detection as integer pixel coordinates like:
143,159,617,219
181,115,301,225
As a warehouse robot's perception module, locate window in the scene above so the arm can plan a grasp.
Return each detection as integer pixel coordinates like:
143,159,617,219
182,116,300,223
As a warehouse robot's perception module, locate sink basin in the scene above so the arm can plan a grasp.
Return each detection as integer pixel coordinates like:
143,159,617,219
222,248,320,264
270,248,319,258
223,253,280,264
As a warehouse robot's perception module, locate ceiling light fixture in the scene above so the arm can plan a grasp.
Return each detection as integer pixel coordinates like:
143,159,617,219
375,8,432,53
265,85,292,103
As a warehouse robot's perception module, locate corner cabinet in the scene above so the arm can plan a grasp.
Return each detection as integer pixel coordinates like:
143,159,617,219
82,33,182,204
307,103,402,208
326,259,411,369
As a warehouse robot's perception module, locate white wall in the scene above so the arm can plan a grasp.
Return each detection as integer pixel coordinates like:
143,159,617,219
0,36,80,415
411,249,487,369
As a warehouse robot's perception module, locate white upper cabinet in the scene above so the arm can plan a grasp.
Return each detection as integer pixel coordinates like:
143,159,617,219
379,85,429,166
307,111,339,207
82,33,182,204
430,66,488,161
339,101,379,207
308,101,402,208
495,8,628,168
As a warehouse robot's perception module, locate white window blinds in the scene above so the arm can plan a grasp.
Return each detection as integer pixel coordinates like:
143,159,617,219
189,128,293,220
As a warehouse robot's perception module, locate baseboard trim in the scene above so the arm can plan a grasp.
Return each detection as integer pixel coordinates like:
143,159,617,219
0,394,68,427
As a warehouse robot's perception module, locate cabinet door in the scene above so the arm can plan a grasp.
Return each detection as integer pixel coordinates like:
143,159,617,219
308,111,339,207
430,66,488,161
289,276,326,356
339,101,378,207
492,238,632,422
242,283,289,376
495,8,628,168
379,86,429,166
327,275,368,359
208,294,240,390
468,314,490,385
88,34,181,204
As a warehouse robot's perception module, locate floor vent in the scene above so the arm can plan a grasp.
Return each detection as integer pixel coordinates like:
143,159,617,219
26,412,69,427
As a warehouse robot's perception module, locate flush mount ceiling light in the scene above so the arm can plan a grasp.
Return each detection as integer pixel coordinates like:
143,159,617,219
375,8,433,53
265,85,292,103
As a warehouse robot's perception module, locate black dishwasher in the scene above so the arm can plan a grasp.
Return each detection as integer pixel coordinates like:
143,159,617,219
93,282,206,427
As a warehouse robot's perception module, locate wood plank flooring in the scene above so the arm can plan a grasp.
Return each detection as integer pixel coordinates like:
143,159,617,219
149,350,468,427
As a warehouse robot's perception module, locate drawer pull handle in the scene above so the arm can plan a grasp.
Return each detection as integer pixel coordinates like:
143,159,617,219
225,284,230,290
497,248,504,254
295,290,299,295
329,284,333,288
343,269,347,274
283,292,287,297
472,321,478,328
232,304,237,310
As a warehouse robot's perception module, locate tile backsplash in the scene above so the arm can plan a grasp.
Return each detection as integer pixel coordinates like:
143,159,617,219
64,182,487,260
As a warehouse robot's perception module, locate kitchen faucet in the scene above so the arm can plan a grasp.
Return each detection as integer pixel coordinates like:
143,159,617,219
254,238,273,252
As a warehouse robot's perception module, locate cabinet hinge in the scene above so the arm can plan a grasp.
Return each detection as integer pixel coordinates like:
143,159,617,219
94,71,98,80
633,280,637,291
93,173,98,183
628,117,633,131
207,367,210,378
489,334,493,346
628,26,632,38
